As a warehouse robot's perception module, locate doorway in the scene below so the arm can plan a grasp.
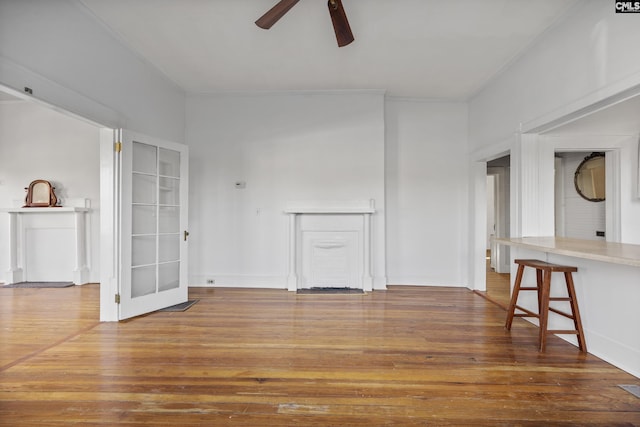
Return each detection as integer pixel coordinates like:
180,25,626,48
554,152,606,240
482,155,511,309
0,90,102,287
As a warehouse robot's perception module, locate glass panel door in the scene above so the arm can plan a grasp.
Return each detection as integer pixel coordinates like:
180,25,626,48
119,130,188,320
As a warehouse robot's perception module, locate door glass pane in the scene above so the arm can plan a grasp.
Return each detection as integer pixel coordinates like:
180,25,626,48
159,177,179,205
158,261,179,291
133,142,157,174
133,173,157,204
159,234,179,263
132,236,156,266
132,205,156,235
159,206,179,233
128,139,183,308
131,265,156,298
159,148,180,177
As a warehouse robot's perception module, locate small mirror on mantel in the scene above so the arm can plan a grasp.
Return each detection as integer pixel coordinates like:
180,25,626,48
574,152,605,202
24,179,59,207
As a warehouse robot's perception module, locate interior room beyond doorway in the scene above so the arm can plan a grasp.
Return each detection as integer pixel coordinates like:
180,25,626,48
480,155,511,308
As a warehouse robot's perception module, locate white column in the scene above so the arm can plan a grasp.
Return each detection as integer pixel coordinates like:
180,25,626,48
363,213,373,291
7,212,23,284
517,133,555,237
287,213,298,291
73,210,90,284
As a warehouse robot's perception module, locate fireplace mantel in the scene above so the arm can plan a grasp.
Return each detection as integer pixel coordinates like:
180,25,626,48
284,206,375,215
284,200,375,292
2,206,90,285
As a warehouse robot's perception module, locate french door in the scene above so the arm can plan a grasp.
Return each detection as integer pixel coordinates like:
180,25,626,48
117,129,189,320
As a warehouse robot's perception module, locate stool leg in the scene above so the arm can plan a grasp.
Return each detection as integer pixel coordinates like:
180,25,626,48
505,264,525,330
536,268,543,315
538,269,552,352
565,272,587,352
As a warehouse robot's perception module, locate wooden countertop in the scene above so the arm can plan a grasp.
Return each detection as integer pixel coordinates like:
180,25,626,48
495,236,640,268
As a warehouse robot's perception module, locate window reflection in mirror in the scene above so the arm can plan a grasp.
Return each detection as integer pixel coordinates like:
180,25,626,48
31,182,51,204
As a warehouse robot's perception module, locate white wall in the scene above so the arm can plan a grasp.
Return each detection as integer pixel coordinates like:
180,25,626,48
0,0,185,141
469,0,640,246
186,91,386,288
385,99,469,286
469,0,640,150
0,100,100,283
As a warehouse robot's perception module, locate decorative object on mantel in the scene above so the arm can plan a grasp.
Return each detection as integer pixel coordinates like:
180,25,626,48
23,179,59,207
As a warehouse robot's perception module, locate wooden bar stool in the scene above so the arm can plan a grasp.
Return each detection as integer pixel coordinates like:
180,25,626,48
505,259,586,352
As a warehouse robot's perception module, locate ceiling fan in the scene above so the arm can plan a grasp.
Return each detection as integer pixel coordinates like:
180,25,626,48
255,0,354,47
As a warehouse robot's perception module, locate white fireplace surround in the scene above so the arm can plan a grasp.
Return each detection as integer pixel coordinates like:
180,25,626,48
284,200,375,292
2,199,90,285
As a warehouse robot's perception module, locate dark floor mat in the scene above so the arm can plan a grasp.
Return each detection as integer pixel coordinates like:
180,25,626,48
3,282,74,288
158,300,199,312
297,287,364,294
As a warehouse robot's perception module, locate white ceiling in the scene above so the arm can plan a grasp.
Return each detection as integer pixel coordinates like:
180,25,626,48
78,0,579,99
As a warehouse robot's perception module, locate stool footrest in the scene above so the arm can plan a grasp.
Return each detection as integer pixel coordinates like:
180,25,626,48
547,330,580,335
512,305,539,318
548,307,574,319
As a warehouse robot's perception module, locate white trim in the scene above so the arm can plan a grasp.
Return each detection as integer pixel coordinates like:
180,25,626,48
189,275,287,289
522,75,640,134
470,161,488,291
469,135,513,162
189,89,387,99
386,277,466,288
606,150,622,243
584,330,640,380
99,129,119,321
0,56,121,128
547,135,629,243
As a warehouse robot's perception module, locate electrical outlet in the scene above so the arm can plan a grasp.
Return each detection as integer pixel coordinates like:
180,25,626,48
206,279,215,284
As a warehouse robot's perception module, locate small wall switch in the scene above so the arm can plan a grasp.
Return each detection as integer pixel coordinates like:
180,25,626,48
234,181,246,189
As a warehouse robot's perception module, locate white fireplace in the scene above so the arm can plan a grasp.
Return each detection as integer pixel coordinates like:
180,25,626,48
2,201,90,285
284,200,375,291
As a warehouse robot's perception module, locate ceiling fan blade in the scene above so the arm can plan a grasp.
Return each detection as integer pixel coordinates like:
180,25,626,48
328,0,354,47
255,0,300,29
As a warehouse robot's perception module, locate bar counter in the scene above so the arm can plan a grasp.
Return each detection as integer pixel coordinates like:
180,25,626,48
495,236,640,268
494,236,640,379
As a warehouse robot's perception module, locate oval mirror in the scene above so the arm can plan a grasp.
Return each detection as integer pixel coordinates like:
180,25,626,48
574,152,605,202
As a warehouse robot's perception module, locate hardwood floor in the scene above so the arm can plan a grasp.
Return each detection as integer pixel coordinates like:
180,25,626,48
1,284,638,426
477,252,512,310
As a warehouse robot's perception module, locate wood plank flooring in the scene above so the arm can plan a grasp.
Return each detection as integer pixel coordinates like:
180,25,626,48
476,254,512,309
1,284,639,426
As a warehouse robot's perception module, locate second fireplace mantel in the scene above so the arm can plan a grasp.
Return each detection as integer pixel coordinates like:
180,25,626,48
284,200,375,292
